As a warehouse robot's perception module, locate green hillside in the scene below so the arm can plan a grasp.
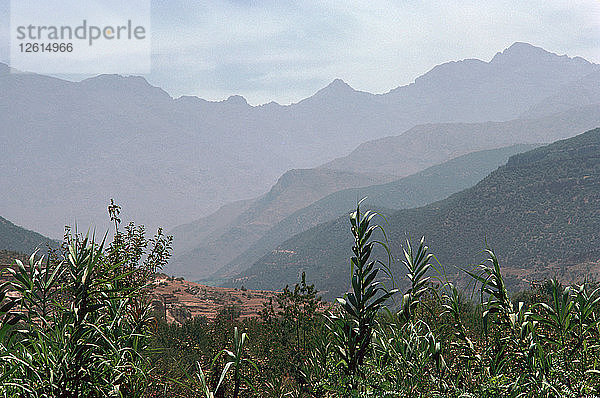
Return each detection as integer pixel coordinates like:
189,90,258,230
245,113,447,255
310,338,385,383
232,128,600,298
0,216,57,255
221,144,538,276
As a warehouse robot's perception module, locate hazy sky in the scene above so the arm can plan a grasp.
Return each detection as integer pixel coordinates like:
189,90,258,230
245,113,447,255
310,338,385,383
1,0,599,104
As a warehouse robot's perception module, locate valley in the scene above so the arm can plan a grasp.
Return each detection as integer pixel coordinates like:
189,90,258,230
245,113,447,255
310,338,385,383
1,25,600,395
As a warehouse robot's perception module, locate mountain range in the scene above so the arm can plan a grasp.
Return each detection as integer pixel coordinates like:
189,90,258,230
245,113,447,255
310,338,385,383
167,144,536,280
169,103,600,280
216,144,538,280
1,42,599,240
323,105,600,175
231,128,600,299
167,168,393,279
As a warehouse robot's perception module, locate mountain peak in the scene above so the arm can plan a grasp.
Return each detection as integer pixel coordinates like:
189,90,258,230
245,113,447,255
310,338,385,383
491,42,549,64
324,78,354,92
490,42,590,66
80,74,172,99
507,41,544,51
294,78,361,106
82,74,152,89
258,100,282,109
305,78,357,101
224,95,248,106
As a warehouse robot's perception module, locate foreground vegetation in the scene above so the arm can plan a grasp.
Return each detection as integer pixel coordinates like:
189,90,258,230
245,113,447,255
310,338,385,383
1,202,599,397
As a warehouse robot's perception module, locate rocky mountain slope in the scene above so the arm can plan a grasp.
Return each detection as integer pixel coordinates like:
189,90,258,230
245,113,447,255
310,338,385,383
0,216,58,255
167,169,392,280
232,128,600,299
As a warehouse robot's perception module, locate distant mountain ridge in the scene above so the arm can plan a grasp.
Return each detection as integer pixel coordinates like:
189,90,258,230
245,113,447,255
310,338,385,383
322,104,600,175
1,42,598,238
231,128,600,299
0,216,58,255
170,103,600,280
379,42,598,122
218,144,538,278
521,71,600,118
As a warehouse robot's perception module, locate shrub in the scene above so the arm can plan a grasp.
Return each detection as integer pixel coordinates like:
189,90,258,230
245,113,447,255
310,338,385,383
0,201,172,397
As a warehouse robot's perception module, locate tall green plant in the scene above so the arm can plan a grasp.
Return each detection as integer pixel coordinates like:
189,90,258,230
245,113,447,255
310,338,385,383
370,238,447,393
398,237,433,323
327,201,396,389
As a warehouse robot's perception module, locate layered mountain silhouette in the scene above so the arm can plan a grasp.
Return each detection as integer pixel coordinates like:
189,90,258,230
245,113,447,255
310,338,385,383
231,129,600,299
323,105,600,175
167,169,393,280
170,103,600,280
378,42,597,123
216,144,538,279
1,42,598,239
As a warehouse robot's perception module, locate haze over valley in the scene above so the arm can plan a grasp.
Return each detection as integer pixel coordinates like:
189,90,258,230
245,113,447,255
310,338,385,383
1,42,599,294
3,0,600,394
1,42,599,237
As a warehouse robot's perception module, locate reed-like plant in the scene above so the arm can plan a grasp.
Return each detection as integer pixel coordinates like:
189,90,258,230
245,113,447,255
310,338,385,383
327,201,397,391
191,326,258,398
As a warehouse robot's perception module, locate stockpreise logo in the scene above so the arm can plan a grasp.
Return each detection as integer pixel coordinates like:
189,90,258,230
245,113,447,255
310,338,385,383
10,0,151,74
